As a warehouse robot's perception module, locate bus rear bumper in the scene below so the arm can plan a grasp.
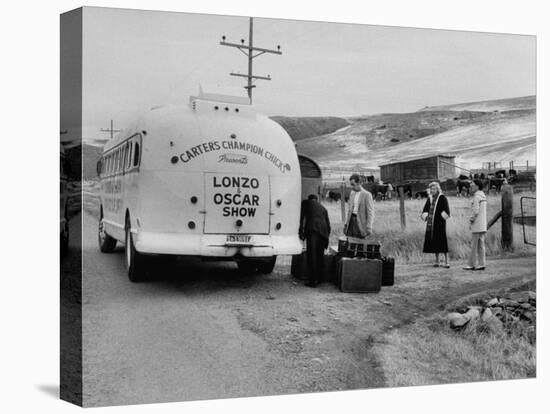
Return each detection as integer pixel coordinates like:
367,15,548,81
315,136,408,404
133,231,303,257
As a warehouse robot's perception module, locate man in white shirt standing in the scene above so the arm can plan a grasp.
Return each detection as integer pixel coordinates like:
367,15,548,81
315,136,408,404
464,179,487,270
344,174,375,239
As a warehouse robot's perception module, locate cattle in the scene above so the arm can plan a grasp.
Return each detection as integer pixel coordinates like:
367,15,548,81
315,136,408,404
456,179,471,197
364,182,393,201
488,175,505,193
327,190,342,202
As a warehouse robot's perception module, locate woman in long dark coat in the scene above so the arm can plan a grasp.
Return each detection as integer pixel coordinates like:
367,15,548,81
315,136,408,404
421,182,451,268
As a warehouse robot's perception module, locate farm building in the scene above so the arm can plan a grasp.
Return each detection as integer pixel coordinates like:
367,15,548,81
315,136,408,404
380,154,457,184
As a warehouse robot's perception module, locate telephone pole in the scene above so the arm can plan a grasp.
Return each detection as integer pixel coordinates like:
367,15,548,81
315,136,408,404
100,120,121,140
220,17,282,104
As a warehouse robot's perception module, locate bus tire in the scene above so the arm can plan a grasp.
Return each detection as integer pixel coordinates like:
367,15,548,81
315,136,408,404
256,257,277,274
125,218,147,282
98,212,117,253
237,259,257,275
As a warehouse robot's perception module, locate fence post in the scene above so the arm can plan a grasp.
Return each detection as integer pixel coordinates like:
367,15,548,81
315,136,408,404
340,181,346,224
501,183,514,251
399,186,406,230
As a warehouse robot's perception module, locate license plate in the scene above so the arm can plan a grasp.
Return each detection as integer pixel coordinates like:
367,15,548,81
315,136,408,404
226,234,252,244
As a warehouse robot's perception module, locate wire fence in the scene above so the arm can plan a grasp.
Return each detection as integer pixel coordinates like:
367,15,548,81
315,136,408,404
518,196,536,246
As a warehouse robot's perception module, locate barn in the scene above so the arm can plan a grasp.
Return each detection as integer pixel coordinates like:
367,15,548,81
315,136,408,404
380,154,457,184
380,154,457,197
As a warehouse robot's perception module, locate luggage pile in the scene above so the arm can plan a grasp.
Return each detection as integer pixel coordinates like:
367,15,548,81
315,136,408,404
290,236,395,293
335,236,394,293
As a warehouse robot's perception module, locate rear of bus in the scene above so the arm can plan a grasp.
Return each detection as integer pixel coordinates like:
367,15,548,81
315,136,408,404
127,93,302,278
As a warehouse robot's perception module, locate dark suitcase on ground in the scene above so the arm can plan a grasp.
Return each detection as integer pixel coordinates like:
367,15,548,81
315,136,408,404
382,256,395,286
291,251,338,283
338,257,382,293
291,251,308,280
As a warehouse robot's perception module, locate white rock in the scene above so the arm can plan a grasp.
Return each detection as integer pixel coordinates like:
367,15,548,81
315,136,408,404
481,308,493,321
448,312,469,328
464,308,481,321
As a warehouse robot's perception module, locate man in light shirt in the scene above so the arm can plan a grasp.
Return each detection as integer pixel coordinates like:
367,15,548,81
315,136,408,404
344,174,375,239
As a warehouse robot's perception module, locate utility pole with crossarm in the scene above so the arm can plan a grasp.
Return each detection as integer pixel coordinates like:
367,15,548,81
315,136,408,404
100,120,122,140
220,17,282,104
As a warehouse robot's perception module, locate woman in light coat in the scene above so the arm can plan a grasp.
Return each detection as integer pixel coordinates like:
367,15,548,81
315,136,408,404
464,179,488,270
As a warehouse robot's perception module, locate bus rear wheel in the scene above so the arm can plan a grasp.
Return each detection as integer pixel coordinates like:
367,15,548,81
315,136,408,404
98,213,117,253
125,218,147,282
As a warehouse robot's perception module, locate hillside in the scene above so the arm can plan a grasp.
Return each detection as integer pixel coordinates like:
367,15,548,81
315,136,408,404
418,95,535,113
270,116,349,141
295,96,536,171
76,96,535,179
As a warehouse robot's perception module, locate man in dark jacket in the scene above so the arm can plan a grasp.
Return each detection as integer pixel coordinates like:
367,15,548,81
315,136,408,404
299,194,331,287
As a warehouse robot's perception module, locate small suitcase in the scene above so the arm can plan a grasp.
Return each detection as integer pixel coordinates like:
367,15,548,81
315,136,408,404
338,257,382,293
382,256,395,286
366,244,382,259
292,250,338,283
290,251,308,280
320,253,338,283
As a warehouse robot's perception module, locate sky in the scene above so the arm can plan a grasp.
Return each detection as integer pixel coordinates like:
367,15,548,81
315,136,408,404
77,6,536,141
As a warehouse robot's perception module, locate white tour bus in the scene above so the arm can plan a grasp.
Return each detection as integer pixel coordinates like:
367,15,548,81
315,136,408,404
97,87,303,281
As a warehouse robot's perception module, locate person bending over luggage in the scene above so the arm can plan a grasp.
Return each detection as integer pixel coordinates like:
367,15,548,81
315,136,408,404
421,181,451,268
299,194,331,288
344,174,375,239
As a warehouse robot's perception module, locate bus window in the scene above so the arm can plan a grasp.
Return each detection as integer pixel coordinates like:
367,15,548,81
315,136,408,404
123,143,128,171
133,141,140,167
127,141,133,168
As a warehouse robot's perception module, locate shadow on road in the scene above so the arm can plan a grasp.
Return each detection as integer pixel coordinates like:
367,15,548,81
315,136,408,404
123,252,283,295
36,384,59,399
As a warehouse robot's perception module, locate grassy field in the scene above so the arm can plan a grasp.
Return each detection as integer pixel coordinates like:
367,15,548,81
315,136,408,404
323,191,536,264
375,279,536,386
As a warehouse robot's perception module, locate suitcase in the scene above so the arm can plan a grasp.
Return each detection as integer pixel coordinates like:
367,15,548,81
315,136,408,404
382,256,395,286
338,257,382,293
290,251,308,280
366,244,382,260
291,250,338,283
320,254,338,283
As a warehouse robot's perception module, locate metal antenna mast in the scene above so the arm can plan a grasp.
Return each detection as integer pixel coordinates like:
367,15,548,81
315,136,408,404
100,120,122,140
220,17,282,104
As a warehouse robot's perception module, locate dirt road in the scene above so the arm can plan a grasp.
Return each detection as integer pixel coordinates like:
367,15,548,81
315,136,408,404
68,213,535,407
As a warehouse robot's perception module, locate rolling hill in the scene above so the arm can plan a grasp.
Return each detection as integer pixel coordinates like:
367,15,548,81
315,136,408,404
269,116,349,141
294,96,536,172
75,96,535,181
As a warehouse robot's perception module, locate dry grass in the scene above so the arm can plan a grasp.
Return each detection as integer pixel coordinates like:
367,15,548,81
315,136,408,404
376,315,536,387
323,191,536,264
